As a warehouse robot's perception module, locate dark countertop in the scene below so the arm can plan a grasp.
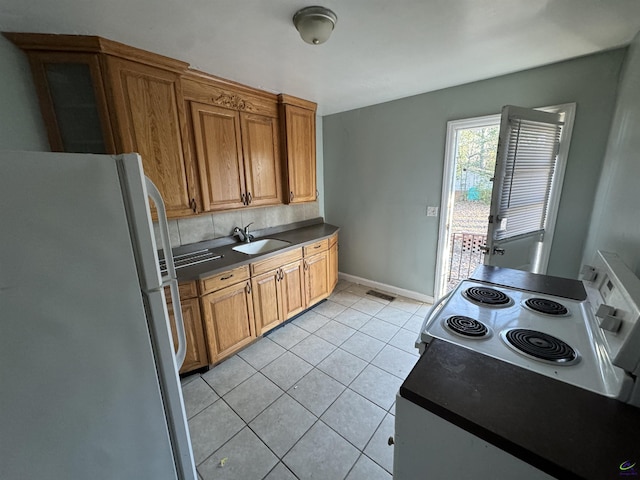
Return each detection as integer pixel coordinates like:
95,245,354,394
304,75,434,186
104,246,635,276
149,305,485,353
170,219,339,282
470,264,587,301
401,339,640,480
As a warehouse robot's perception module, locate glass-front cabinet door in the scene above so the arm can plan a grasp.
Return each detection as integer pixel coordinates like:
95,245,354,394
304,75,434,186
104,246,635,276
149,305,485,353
27,52,115,154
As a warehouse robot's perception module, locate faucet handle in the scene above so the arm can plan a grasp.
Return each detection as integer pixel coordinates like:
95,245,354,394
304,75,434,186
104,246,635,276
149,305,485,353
244,222,254,230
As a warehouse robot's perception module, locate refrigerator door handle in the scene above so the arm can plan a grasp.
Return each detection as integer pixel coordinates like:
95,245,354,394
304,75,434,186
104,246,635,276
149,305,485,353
145,177,186,370
167,278,187,369
146,177,176,284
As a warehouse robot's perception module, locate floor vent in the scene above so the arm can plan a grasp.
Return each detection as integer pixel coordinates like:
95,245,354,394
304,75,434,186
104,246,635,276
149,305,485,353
366,290,395,302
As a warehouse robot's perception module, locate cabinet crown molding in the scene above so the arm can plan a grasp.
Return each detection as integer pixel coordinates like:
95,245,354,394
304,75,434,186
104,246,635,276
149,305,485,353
3,32,189,73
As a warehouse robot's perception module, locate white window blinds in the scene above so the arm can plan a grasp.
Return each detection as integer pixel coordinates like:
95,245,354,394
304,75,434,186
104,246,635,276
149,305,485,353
494,109,563,241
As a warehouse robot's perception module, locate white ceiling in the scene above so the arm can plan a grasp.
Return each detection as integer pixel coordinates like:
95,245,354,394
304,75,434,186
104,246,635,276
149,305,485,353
2,0,640,115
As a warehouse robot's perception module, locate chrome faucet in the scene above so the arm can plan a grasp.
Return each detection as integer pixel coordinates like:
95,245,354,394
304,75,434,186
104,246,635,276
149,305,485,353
233,222,254,243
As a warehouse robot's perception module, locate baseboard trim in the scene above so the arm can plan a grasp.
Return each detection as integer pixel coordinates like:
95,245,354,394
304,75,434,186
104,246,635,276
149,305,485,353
338,272,434,304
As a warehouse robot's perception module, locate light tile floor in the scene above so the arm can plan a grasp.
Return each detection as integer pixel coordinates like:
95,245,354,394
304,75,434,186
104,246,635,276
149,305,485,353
181,280,429,480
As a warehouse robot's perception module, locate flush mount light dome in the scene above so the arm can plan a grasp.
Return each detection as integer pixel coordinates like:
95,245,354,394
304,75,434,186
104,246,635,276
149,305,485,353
293,6,337,45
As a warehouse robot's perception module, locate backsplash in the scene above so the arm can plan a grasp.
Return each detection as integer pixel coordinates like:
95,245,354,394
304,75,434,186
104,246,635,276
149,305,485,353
154,202,320,248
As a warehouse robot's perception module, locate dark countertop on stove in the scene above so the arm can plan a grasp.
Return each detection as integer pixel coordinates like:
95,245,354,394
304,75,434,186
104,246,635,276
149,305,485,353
470,265,587,301
169,219,339,282
400,339,640,480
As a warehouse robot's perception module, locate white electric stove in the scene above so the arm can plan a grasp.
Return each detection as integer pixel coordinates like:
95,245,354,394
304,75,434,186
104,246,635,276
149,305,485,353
417,250,640,406
394,251,640,480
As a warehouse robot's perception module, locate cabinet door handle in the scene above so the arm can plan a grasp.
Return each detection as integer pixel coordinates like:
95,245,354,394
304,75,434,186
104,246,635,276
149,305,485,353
220,274,233,281
241,193,247,205
247,191,252,204
279,269,284,281
304,261,309,271
290,191,294,202
246,282,252,294
190,198,197,212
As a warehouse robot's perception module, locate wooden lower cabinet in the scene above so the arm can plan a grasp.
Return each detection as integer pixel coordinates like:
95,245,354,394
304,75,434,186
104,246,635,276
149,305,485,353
304,250,330,306
252,258,305,336
167,297,208,374
252,269,282,336
167,233,338,368
281,260,306,319
328,234,338,291
200,280,256,363
166,281,208,374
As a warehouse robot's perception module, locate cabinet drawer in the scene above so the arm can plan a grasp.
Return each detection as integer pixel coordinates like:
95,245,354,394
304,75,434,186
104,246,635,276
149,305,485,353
164,280,199,303
251,248,303,276
199,265,250,294
303,239,329,256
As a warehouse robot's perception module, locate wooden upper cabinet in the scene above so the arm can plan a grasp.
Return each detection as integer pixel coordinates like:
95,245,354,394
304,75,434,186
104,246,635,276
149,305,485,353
240,113,282,207
105,57,196,218
5,33,199,219
21,51,116,154
279,95,317,204
7,33,319,216
181,72,282,211
190,102,246,210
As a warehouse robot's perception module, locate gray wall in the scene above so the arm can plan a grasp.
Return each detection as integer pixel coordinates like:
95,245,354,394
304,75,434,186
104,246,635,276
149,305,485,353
323,49,626,297
582,33,640,275
0,36,48,150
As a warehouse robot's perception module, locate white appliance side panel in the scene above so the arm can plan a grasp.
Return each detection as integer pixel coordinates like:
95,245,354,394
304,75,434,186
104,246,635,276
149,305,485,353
393,395,555,480
0,152,177,479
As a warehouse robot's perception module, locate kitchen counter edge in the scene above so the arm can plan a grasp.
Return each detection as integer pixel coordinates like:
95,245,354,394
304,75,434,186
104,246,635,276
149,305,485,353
171,221,339,282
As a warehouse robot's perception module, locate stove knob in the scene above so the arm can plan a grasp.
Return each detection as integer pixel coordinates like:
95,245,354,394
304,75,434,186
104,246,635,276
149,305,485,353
596,304,622,332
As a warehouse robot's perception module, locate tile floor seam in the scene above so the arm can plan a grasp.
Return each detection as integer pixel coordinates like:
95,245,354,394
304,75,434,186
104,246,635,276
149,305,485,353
260,462,298,480
194,418,247,469
250,392,319,459
281,417,367,479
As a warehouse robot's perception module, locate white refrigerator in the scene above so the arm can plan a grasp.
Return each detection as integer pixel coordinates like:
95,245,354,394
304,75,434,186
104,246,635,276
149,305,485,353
0,151,197,479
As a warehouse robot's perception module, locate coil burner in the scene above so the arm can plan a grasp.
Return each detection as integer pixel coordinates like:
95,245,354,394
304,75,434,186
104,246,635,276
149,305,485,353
501,328,580,365
463,286,513,307
444,315,490,339
523,298,569,316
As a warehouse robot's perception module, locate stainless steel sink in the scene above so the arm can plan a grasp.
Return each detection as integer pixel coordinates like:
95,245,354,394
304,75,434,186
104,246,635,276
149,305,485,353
232,239,291,255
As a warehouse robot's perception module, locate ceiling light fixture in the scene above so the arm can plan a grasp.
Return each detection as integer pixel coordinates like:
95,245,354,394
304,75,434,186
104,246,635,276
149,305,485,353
293,6,337,45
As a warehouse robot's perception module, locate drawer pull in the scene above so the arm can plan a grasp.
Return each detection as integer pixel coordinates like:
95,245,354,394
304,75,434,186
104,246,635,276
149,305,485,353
220,274,233,281
314,244,321,249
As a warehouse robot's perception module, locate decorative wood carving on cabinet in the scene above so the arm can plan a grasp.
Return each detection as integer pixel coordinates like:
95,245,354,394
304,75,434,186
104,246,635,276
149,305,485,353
182,72,282,212
4,33,200,219
279,94,317,204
